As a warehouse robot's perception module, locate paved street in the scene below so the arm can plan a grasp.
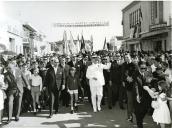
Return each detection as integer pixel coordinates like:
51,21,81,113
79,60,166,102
1,101,167,128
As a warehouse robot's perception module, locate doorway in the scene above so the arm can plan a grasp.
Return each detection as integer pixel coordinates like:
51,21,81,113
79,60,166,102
154,40,162,52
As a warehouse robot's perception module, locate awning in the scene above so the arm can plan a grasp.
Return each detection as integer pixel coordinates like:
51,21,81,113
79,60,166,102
124,38,140,45
141,28,169,39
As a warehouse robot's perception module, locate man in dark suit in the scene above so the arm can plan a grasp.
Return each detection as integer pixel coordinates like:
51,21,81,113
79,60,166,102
59,56,70,107
102,56,110,106
44,57,65,118
4,63,30,123
68,55,77,68
132,61,154,128
109,53,122,109
80,55,92,103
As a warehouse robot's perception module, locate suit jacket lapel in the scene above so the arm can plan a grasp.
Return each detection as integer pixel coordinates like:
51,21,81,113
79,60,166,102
8,72,16,84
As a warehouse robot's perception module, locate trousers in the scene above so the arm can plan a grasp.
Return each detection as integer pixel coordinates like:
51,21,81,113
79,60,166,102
134,101,148,128
8,89,23,120
90,85,103,111
49,88,60,115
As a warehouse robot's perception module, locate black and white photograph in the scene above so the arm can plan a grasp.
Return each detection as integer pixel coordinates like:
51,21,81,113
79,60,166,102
0,0,172,128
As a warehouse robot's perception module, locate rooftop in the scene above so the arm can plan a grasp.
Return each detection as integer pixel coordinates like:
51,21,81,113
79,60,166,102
23,24,37,32
122,1,140,12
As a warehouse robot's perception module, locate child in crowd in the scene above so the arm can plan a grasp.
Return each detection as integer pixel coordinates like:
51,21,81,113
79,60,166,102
30,68,42,115
66,67,80,114
0,66,7,125
152,81,171,128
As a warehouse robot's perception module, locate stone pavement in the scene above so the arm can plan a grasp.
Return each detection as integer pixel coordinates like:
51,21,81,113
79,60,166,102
1,101,171,128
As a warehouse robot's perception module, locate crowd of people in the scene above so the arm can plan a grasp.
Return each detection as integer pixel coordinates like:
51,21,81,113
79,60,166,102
0,50,172,128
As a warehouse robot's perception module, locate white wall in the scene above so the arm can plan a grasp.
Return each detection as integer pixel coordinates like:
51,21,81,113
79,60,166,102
0,16,23,54
163,1,172,25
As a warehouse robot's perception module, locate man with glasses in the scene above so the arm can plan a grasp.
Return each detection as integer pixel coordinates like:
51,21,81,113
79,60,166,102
132,61,155,128
44,57,65,118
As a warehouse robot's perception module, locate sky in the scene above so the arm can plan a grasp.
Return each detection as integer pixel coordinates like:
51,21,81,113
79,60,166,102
1,1,131,50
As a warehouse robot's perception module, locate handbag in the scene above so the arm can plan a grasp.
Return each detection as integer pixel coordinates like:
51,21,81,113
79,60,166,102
151,100,159,109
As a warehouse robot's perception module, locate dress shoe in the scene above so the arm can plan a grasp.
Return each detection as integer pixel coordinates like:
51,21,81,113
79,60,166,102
98,108,102,112
74,106,78,112
93,110,97,113
93,109,97,113
101,102,105,105
108,106,112,109
34,112,37,115
55,110,58,114
48,114,53,118
6,119,12,124
70,110,74,114
15,117,19,121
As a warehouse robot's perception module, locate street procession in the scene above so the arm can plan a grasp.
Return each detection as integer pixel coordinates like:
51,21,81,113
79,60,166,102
0,1,172,128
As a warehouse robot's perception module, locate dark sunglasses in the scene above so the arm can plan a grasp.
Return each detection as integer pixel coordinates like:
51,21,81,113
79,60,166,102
140,67,147,70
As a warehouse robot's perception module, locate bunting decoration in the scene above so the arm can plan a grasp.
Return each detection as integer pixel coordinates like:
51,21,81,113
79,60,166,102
90,35,93,52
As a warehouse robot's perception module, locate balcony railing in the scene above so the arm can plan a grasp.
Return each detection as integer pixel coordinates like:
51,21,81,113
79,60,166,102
150,22,167,31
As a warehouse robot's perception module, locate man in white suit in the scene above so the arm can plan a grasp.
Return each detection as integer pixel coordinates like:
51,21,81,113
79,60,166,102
86,54,111,112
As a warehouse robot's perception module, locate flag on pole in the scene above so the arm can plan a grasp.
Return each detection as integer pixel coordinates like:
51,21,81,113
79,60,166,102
63,30,67,54
103,37,108,50
139,6,143,21
69,31,77,54
76,34,81,53
90,35,93,43
63,30,67,41
90,35,93,52
138,6,142,35
64,40,70,55
80,35,85,50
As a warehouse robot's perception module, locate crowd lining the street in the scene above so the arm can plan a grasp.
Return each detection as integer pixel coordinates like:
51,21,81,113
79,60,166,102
0,50,172,128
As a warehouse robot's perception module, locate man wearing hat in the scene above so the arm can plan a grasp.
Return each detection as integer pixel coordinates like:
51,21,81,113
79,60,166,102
86,54,111,112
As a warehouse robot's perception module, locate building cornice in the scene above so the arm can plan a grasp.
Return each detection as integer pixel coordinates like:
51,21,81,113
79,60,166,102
122,1,140,12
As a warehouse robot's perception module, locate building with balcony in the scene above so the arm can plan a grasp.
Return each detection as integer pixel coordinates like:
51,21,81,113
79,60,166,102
23,23,36,57
0,16,23,54
122,1,172,52
23,23,47,57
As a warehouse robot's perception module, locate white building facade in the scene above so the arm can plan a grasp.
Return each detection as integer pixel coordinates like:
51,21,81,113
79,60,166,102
0,17,23,54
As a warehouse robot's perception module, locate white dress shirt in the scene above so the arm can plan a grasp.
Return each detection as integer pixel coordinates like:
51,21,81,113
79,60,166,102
31,74,42,87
